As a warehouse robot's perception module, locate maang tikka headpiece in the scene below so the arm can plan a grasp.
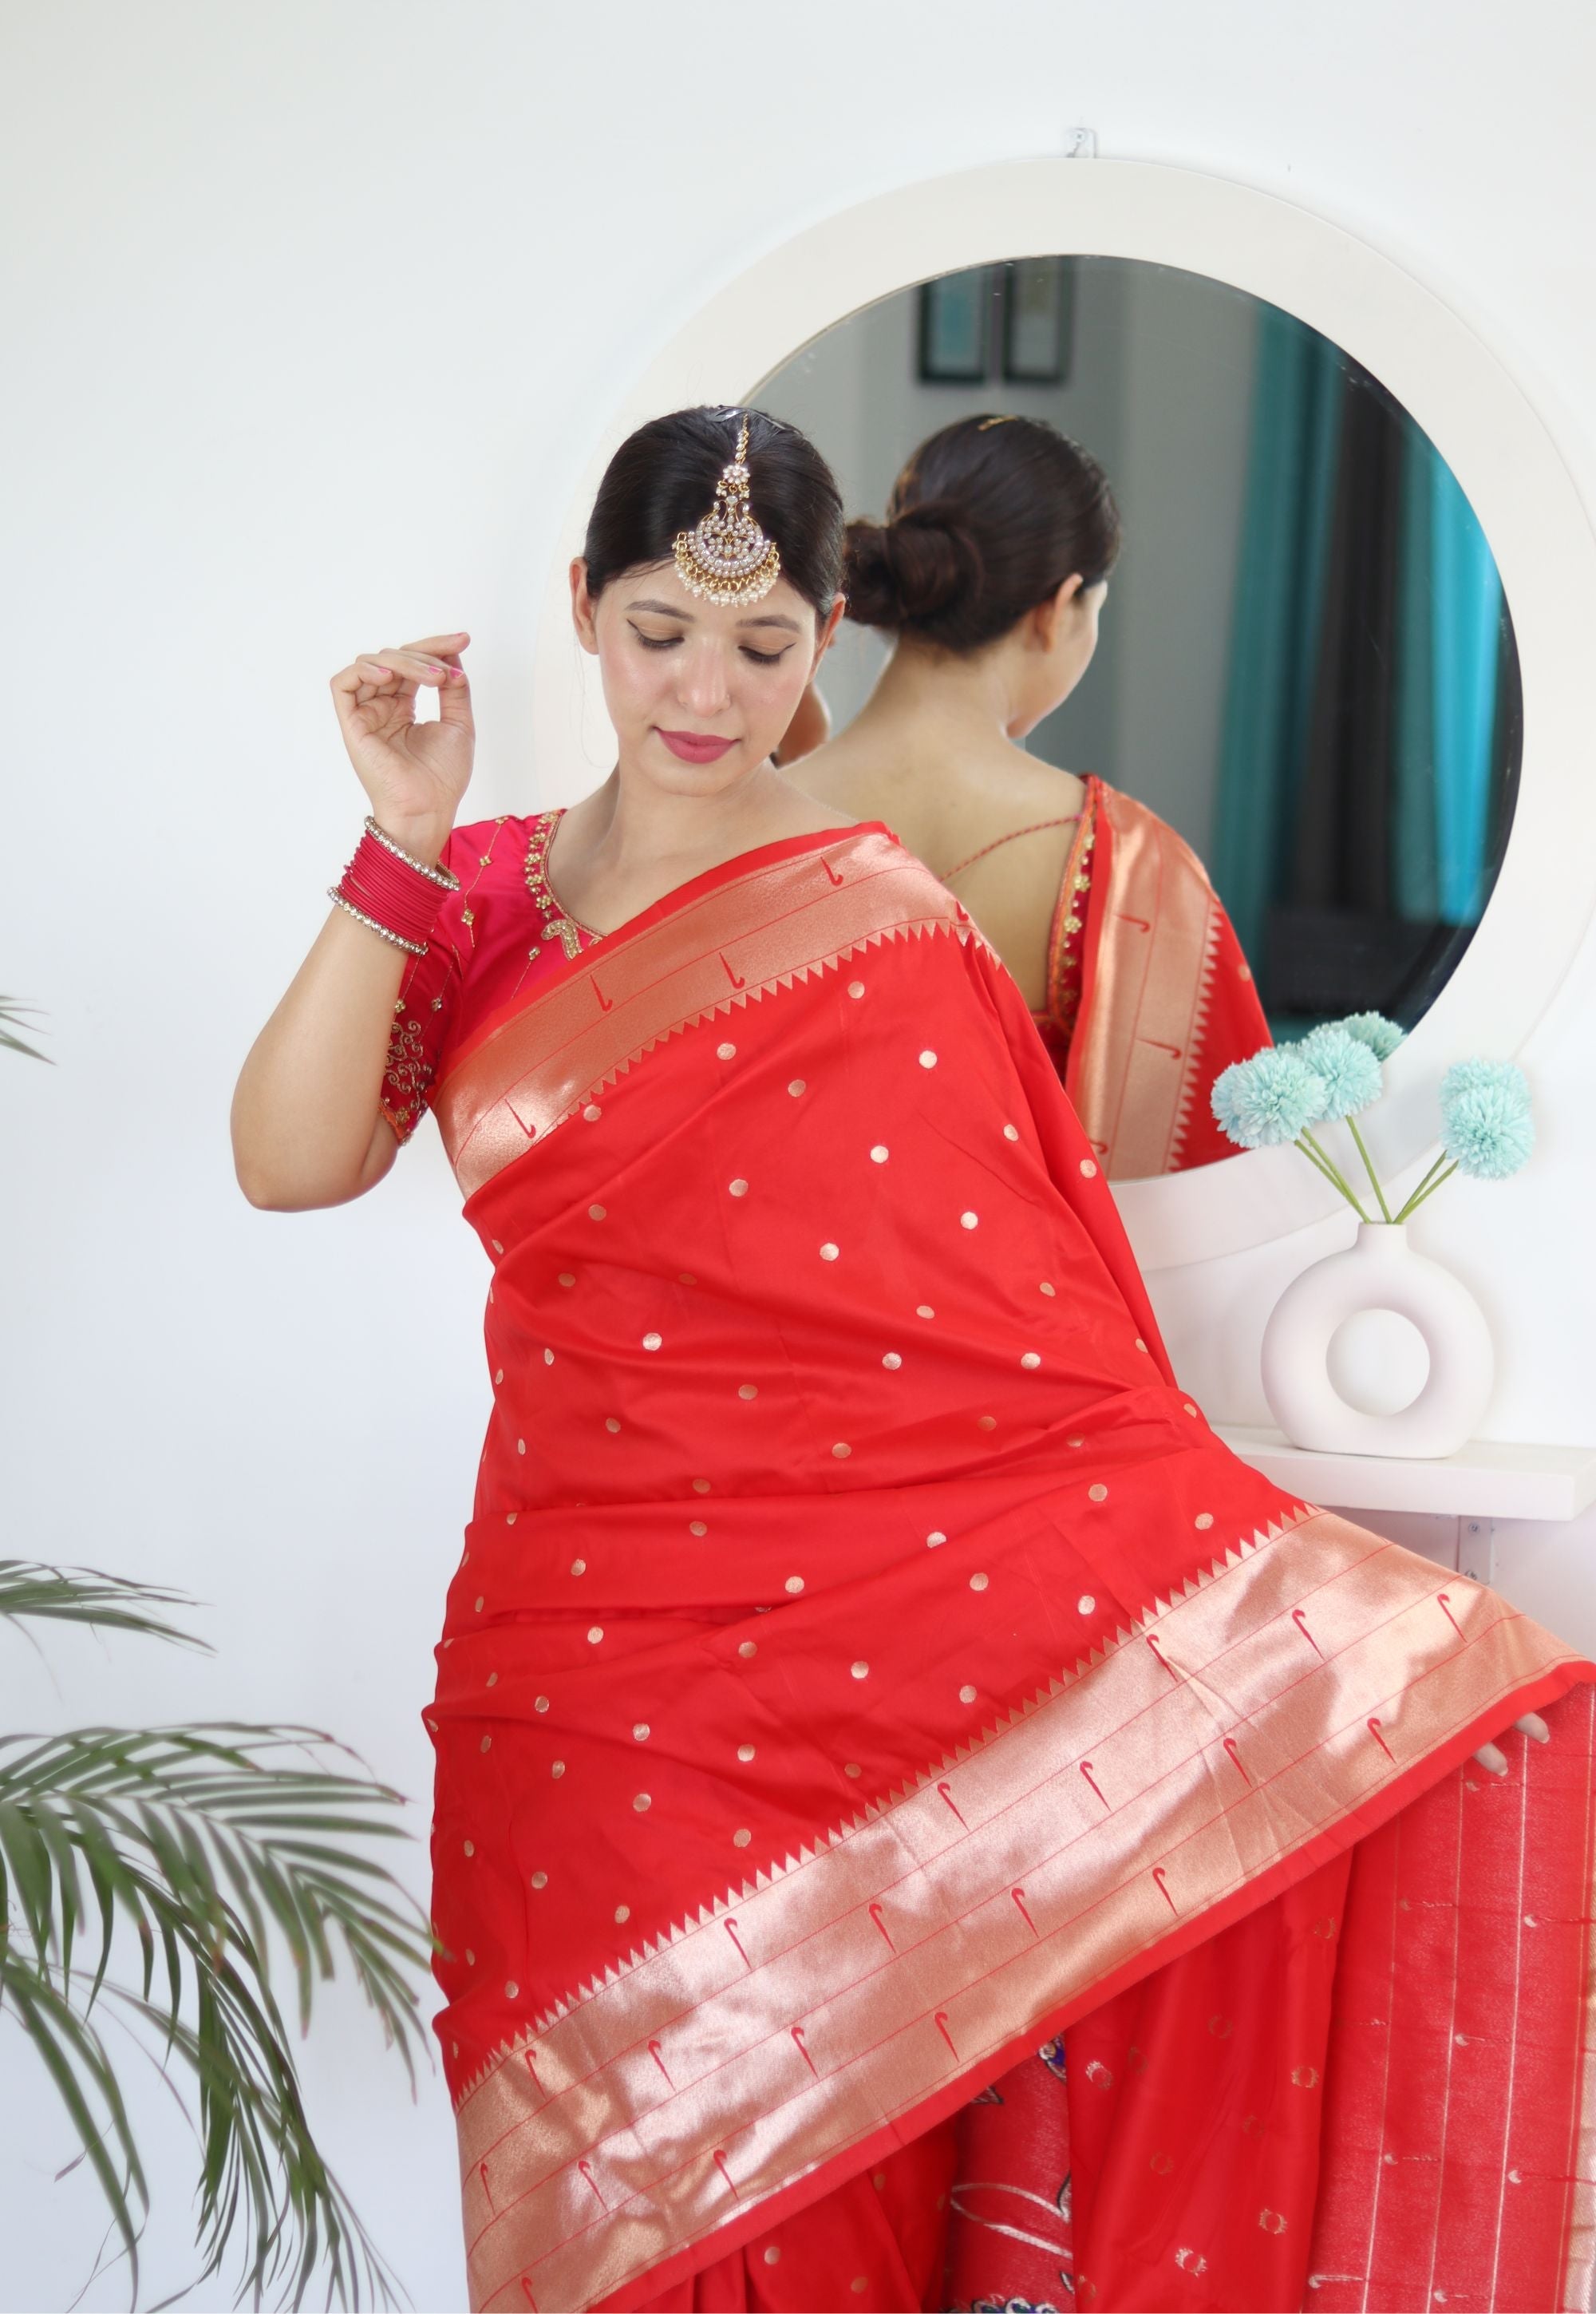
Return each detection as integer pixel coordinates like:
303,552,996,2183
672,416,782,606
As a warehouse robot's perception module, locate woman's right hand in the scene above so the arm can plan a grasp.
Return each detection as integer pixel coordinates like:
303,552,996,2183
329,629,475,864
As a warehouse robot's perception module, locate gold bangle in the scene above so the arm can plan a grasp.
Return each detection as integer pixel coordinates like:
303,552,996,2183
363,816,460,889
327,887,429,956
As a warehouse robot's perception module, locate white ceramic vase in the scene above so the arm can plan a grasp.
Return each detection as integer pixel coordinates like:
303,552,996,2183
1260,1220,1494,1458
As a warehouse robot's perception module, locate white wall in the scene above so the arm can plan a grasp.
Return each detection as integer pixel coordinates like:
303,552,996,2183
4,4,1595,2308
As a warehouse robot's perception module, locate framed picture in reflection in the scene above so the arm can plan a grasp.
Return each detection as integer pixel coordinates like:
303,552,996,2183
1002,257,1074,386
916,267,996,384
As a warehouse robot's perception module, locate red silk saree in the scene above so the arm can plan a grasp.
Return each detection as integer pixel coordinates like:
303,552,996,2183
1038,777,1272,1180
391,816,1596,2312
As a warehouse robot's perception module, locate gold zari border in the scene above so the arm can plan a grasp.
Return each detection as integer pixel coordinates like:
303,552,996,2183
1069,783,1222,1180
433,829,970,1198
454,1509,1584,2311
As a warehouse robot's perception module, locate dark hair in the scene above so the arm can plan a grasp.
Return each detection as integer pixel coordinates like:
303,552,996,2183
843,414,1120,655
583,405,844,618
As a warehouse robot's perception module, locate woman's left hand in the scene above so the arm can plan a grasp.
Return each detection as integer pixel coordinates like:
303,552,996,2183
1475,1713,1550,1774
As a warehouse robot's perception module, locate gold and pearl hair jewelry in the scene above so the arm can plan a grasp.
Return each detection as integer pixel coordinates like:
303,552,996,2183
672,417,781,606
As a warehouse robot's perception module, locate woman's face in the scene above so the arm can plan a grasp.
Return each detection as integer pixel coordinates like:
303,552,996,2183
571,559,842,796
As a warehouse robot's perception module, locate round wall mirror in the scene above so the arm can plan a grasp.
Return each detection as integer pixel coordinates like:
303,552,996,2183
758,258,1523,1189
527,161,1596,1267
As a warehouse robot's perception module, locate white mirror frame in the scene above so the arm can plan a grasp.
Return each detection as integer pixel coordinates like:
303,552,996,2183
529,158,1596,1268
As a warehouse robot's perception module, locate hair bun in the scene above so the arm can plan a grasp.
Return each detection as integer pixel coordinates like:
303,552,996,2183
843,505,984,635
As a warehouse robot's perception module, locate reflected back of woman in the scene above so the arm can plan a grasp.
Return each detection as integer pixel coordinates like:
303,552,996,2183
797,413,1270,1177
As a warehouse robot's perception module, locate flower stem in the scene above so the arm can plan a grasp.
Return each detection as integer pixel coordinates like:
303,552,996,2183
1345,1115,1393,1222
1393,1160,1459,1221
1295,1134,1372,1221
1392,1151,1451,1225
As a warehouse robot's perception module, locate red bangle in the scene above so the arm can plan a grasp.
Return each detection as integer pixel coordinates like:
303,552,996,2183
329,820,460,955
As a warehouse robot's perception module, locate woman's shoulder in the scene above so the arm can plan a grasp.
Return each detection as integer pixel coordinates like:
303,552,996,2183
1091,779,1218,888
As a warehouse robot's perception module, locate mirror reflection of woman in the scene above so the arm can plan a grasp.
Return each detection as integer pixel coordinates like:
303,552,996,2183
232,407,1589,2314
796,414,1272,1178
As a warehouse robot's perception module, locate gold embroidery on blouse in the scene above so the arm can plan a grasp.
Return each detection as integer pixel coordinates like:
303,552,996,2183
382,1011,433,1136
523,809,598,961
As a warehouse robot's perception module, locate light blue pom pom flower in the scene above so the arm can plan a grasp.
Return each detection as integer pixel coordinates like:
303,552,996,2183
1337,1011,1404,1062
1440,1058,1528,1105
1293,1024,1384,1120
1211,1049,1326,1149
1439,1062,1535,1181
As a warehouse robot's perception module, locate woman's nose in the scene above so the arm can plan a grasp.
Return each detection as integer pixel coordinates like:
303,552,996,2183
676,645,732,718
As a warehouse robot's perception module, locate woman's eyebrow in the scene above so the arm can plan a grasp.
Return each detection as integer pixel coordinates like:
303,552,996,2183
626,597,693,619
737,614,802,634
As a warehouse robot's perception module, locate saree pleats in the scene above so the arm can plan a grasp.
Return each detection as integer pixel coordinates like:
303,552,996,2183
418,825,1594,2312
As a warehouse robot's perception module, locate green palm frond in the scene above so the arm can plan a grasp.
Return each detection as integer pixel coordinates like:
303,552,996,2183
0,993,49,1062
0,1720,436,2307
0,1560,205,1651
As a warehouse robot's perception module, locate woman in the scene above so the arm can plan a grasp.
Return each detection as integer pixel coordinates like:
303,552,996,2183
234,407,1595,2314
796,414,1269,1179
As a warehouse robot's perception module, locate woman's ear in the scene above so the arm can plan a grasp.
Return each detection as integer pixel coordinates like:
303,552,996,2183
811,595,847,673
1030,571,1085,651
570,560,600,657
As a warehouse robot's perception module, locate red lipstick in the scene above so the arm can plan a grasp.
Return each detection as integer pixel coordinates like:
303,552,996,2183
658,730,736,763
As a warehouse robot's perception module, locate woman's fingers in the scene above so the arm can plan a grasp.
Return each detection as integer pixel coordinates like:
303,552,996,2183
1472,1713,1552,1774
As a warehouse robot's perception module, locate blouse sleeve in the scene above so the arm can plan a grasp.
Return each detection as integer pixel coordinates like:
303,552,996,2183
377,823,478,1145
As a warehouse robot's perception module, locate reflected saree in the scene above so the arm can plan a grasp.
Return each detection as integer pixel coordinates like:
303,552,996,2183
397,814,1596,2312
1043,777,1272,1180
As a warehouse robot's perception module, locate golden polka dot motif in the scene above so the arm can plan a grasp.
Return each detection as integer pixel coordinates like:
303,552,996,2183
1088,1483,1108,1503
505,1979,518,1998
535,1695,550,1712
689,1521,708,1537
734,1828,752,1848
847,980,865,999
978,1415,997,1431
474,1594,484,1612
516,1439,526,1456
1040,1281,1056,1297
693,1477,712,1493
851,2280,867,2295
587,1625,604,1644
784,1575,804,1594
832,1442,851,1459
729,1178,749,1197
927,1529,946,1546
531,1870,547,1890
634,1794,650,1812
738,1383,759,1399
970,1572,989,1592
583,1103,601,1122
633,1723,650,1740
717,1042,737,1060
1195,1512,1215,1529
465,1948,476,1965
738,1640,757,1659
959,1683,978,1703
506,1511,517,1525
1184,1402,1199,1417
1135,1337,1148,1352
543,1347,555,1366
1079,1595,1096,1614
1021,1351,1041,1369
605,1416,622,1433
642,1331,662,1351
615,1905,630,1924
1080,1158,1098,1178
763,2245,780,2264
493,1367,504,1384
480,1734,492,1753
589,1204,606,1220
820,1242,839,1261
917,1303,935,1319
919,1051,938,1069
491,1238,504,1253
960,1211,979,1230
851,1660,869,1679
737,1743,756,1761
788,1079,806,1097
570,1558,586,1576
1003,1123,1020,1141
485,1671,498,1687
1067,1435,1084,1447
844,1762,862,1778
551,1762,565,1778
883,1351,902,1370
870,1145,889,1163
464,1840,475,1857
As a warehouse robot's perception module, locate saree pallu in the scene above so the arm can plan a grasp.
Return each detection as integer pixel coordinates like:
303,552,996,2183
420,821,1596,2312
1046,777,1272,1180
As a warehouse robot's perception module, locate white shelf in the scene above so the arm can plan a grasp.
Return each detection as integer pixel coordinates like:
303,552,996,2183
1215,1426,1596,1523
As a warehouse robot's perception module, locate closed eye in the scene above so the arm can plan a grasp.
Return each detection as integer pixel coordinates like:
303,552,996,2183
741,643,792,667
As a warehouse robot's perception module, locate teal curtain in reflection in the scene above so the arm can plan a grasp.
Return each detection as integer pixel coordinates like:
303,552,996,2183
1210,311,1342,966
1211,318,1507,999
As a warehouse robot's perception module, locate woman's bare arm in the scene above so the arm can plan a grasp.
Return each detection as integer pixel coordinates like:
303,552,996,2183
231,631,473,1210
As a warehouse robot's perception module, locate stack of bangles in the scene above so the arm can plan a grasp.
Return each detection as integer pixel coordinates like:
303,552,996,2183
329,817,460,956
